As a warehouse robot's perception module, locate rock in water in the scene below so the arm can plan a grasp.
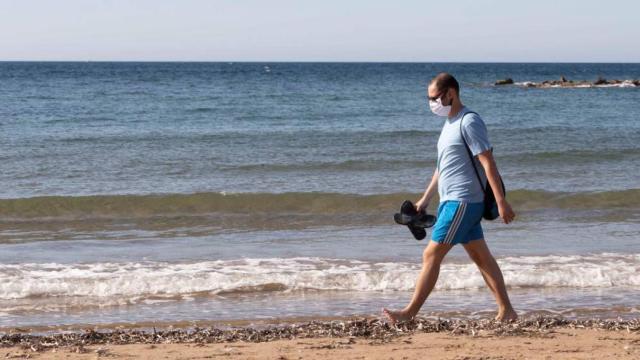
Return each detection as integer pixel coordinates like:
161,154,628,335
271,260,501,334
495,78,514,85
594,76,608,85
505,77,638,88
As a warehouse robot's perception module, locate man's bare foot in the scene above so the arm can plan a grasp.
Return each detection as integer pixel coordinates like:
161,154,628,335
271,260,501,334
382,307,414,325
495,308,518,322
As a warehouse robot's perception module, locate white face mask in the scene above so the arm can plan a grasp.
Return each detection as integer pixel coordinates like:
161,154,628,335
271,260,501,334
429,97,451,117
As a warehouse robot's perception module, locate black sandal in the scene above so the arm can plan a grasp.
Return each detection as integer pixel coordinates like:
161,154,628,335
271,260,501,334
394,200,437,241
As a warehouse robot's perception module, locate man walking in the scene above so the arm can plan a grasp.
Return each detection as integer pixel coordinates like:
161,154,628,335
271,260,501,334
383,73,517,323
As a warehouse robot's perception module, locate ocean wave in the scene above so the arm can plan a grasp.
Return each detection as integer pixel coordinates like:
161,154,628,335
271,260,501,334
186,107,217,113
0,189,639,222
500,147,640,164
50,128,440,144
1,254,638,302
228,159,431,172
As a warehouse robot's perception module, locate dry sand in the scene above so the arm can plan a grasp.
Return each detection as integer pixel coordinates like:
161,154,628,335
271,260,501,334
3,328,639,359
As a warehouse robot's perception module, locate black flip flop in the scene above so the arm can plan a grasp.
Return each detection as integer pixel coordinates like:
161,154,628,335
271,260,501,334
394,200,437,241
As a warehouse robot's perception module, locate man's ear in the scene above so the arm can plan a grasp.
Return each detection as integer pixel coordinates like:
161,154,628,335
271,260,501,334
445,88,454,105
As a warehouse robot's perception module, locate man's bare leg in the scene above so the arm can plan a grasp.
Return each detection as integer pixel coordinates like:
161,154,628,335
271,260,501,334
463,239,517,321
382,240,453,324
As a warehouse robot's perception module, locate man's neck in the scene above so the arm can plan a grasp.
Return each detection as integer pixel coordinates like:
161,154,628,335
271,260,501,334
448,100,464,119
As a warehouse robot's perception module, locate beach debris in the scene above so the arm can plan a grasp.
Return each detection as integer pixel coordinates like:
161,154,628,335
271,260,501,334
0,316,638,352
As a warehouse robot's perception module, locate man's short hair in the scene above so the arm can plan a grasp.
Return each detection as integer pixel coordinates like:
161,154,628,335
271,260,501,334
430,73,459,95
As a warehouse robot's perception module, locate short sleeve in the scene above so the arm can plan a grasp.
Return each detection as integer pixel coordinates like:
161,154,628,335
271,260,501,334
461,113,492,156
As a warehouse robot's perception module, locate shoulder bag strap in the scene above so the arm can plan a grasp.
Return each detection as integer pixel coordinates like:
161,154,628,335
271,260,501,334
459,111,486,192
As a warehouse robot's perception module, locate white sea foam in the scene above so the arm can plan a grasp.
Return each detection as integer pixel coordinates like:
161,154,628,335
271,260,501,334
513,81,637,88
1,254,639,301
595,80,637,88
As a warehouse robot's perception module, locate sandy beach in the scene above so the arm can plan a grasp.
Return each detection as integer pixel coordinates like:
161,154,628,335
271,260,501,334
3,327,639,359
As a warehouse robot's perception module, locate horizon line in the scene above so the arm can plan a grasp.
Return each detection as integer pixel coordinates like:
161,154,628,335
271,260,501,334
1,60,639,64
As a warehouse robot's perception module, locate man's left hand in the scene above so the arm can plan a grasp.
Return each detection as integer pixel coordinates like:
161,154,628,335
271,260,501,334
498,199,516,224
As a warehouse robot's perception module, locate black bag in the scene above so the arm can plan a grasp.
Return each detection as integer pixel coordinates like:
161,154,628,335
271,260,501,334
459,112,505,221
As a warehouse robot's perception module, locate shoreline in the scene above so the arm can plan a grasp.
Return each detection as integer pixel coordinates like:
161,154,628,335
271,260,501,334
3,329,637,360
2,316,638,351
0,315,355,335
4,307,640,335
1,317,639,359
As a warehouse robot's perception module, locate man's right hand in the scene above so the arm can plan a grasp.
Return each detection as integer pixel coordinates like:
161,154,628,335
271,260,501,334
415,198,428,213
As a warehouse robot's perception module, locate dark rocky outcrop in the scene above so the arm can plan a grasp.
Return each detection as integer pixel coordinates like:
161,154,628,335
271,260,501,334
594,76,608,85
494,78,514,85
495,76,639,88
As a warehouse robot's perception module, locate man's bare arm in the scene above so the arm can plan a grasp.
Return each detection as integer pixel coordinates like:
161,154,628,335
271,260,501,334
476,150,515,224
416,169,439,212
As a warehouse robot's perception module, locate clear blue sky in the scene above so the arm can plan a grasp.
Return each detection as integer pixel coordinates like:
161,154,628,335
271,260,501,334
1,0,638,62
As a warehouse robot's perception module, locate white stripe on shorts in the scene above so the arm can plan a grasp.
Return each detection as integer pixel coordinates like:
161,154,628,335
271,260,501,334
444,202,467,244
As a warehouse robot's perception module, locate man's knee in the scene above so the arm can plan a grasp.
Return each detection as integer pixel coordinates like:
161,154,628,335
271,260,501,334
464,239,492,266
466,248,484,264
422,248,434,264
422,242,449,264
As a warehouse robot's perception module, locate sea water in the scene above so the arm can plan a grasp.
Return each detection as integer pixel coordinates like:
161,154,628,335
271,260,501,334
0,62,638,328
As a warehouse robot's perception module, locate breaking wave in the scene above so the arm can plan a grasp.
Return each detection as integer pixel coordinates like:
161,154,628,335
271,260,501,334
1,189,639,222
1,254,638,302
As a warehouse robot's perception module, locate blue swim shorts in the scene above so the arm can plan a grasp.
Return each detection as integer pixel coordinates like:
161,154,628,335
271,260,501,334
431,200,484,245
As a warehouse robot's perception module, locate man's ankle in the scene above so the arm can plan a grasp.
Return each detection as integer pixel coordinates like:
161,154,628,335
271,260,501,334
402,307,417,317
498,306,514,313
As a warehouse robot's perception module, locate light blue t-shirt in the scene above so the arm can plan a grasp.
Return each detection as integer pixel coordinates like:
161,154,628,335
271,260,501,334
436,107,492,203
